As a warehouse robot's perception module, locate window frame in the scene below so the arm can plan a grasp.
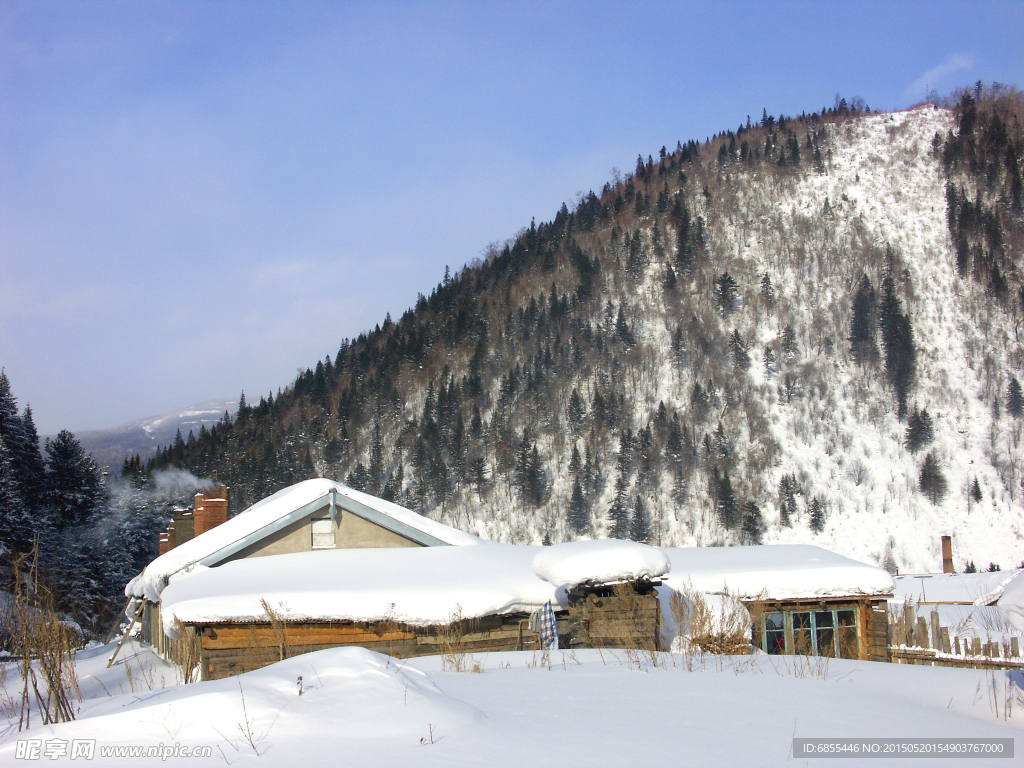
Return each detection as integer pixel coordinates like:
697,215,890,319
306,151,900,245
754,605,859,658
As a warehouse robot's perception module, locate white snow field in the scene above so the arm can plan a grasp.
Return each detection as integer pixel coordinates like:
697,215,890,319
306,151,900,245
1,642,1021,766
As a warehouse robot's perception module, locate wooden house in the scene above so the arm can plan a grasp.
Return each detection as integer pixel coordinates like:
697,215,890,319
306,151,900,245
125,483,896,677
150,537,671,680
125,479,480,655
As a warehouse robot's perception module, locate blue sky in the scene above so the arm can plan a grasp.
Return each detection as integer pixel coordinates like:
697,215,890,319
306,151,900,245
2,1,1022,435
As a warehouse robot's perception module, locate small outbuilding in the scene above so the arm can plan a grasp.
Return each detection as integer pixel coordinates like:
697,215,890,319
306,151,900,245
660,546,894,661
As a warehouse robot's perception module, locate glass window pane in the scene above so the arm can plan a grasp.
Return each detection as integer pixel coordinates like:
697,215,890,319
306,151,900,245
815,611,835,657
764,612,785,654
792,611,813,655
837,610,858,659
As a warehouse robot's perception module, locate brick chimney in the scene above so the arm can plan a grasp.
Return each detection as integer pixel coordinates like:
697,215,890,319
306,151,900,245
194,485,229,537
156,485,229,556
171,508,195,547
941,535,954,574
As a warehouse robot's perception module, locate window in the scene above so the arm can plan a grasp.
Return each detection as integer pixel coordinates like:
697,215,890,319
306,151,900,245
764,612,786,655
756,607,859,658
815,611,835,658
793,611,813,655
311,518,334,549
837,610,858,659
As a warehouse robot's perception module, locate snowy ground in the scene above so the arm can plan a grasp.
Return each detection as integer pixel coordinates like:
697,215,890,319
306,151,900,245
2,641,1021,766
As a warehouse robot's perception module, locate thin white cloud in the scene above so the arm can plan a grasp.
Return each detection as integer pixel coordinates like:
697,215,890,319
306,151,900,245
905,54,974,99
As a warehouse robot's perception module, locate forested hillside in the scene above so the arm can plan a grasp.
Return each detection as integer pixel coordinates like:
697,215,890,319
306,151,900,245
4,84,1022,637
145,84,1023,573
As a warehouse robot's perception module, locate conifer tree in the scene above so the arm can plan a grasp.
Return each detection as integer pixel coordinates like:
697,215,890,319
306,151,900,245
878,271,916,419
919,451,947,504
715,469,738,529
904,405,935,452
629,496,649,542
781,324,799,359
43,430,104,530
759,272,775,308
1008,377,1024,419
715,273,739,316
0,373,46,516
568,480,588,535
0,436,32,556
809,496,826,533
741,501,765,544
763,346,777,378
730,329,750,371
608,474,631,538
849,274,878,365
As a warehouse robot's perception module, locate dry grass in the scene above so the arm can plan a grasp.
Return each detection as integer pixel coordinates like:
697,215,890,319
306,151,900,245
438,604,469,672
6,544,82,730
670,582,752,657
169,619,202,684
260,599,288,662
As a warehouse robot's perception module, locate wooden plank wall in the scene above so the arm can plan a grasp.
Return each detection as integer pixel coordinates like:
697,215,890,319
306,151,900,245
866,600,889,662
567,592,661,651
196,614,570,681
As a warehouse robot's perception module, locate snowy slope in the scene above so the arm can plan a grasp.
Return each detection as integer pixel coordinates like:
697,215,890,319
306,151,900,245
513,105,1023,574
741,106,1023,573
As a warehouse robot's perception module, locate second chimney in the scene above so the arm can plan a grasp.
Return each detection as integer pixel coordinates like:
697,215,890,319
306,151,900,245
941,535,954,574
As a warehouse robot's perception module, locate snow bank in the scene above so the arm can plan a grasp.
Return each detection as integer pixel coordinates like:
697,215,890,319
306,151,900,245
126,479,481,603
160,543,562,636
532,539,670,589
660,545,893,600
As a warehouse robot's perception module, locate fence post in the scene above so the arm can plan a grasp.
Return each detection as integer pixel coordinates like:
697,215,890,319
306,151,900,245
915,616,929,648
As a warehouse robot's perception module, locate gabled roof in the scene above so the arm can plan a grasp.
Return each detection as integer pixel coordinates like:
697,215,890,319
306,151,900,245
127,479,481,602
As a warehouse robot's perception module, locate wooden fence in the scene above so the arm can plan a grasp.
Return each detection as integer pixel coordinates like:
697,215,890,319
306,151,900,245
888,605,1024,670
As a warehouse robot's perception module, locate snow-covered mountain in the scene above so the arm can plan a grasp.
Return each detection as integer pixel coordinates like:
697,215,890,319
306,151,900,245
150,92,1024,576
58,398,235,471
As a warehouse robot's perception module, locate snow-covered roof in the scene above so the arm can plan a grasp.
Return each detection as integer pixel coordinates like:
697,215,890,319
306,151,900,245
160,542,561,636
126,478,482,602
891,569,1023,607
660,545,894,601
159,541,894,637
533,540,670,589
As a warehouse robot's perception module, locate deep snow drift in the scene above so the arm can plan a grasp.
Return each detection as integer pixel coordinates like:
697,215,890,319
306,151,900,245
1,642,1020,767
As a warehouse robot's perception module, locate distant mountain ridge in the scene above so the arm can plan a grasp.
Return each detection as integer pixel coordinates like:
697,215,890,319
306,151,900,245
53,398,236,471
